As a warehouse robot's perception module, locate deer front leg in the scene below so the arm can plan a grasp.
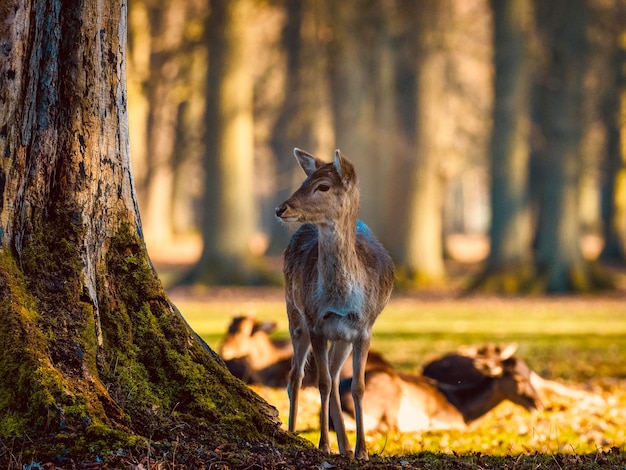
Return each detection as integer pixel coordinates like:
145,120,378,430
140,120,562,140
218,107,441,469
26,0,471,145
310,333,332,454
287,322,310,433
329,340,353,457
352,336,371,460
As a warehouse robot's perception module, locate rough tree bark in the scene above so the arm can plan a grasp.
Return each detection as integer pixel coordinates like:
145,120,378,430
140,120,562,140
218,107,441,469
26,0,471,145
0,0,299,460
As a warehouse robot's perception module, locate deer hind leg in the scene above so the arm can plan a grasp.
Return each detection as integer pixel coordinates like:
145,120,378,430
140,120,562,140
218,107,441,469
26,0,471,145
351,335,372,460
328,340,354,457
287,310,310,433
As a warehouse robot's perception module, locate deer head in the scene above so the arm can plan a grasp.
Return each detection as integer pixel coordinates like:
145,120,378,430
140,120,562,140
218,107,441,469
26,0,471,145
275,148,359,226
459,342,542,412
219,315,279,361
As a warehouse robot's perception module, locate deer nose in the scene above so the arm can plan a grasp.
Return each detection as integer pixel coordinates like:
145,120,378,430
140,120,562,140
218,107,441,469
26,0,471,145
275,203,288,218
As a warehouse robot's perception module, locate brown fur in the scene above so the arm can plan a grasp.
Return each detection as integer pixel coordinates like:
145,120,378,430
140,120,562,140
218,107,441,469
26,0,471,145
341,343,542,432
276,148,394,460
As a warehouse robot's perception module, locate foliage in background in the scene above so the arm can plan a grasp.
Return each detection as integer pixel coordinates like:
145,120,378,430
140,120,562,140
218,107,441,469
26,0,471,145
127,0,626,291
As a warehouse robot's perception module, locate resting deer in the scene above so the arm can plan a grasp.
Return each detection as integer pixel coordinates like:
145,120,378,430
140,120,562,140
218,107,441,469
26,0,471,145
219,315,391,389
219,316,301,387
424,343,604,407
340,343,542,432
276,148,394,460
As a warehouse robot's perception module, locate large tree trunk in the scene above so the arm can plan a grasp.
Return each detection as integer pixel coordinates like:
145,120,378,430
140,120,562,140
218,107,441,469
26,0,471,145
0,0,294,458
473,0,535,293
533,0,612,292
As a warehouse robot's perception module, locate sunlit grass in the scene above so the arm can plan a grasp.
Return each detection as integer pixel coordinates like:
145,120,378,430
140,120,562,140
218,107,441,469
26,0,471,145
171,289,626,456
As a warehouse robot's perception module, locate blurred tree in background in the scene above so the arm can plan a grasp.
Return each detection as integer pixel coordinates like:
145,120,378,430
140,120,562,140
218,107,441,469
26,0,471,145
533,0,605,292
474,0,535,292
188,0,262,284
127,0,206,245
126,0,626,292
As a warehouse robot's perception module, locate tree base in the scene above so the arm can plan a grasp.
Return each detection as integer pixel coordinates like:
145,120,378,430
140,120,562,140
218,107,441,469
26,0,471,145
470,261,615,295
469,263,538,295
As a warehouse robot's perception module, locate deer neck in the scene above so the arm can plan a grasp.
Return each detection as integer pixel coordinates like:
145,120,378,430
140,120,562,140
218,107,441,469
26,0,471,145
315,217,362,311
441,378,504,423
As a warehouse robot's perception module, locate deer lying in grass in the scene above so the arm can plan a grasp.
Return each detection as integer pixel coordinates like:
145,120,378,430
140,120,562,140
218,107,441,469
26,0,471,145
423,343,605,408
276,148,394,460
219,316,303,387
219,315,390,389
340,343,542,432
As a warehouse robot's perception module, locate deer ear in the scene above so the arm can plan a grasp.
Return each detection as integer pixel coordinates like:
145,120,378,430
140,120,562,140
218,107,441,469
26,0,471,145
237,316,255,337
498,343,518,360
333,150,356,186
254,321,278,335
294,148,324,176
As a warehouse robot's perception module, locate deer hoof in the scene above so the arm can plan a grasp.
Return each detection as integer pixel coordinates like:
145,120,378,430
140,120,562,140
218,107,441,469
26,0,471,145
355,448,368,461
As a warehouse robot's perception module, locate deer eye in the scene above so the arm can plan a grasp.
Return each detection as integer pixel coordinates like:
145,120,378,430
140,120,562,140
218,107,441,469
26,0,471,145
316,184,330,192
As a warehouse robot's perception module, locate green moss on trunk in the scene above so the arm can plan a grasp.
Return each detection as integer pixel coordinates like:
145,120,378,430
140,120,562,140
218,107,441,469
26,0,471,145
0,221,308,460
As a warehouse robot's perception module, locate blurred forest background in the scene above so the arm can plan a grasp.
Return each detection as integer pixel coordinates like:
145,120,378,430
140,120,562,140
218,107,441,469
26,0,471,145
125,0,626,293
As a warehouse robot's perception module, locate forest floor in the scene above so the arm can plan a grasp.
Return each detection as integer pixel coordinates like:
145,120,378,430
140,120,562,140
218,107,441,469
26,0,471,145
129,233,626,469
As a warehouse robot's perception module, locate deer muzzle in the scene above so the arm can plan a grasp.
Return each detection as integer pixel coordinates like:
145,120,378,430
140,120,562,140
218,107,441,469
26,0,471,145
275,202,298,221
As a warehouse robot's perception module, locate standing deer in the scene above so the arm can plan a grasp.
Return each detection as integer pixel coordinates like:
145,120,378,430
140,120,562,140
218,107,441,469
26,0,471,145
275,148,394,460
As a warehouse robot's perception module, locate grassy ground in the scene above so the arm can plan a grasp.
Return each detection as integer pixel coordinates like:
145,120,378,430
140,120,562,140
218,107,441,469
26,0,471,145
150,236,626,467
169,286,626,459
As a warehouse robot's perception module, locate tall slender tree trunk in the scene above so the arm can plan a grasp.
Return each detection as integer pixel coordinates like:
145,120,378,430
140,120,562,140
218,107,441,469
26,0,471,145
327,1,381,232
600,22,626,263
534,0,612,292
140,1,186,245
397,0,449,286
474,0,535,293
268,0,334,254
128,0,207,246
0,0,292,457
187,0,265,284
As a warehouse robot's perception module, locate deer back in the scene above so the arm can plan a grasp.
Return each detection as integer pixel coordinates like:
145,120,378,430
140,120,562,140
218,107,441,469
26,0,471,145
340,365,466,432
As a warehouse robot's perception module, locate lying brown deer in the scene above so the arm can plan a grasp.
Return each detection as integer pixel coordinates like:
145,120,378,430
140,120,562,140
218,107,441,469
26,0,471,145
219,315,313,388
340,343,542,432
219,315,390,388
422,343,604,407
